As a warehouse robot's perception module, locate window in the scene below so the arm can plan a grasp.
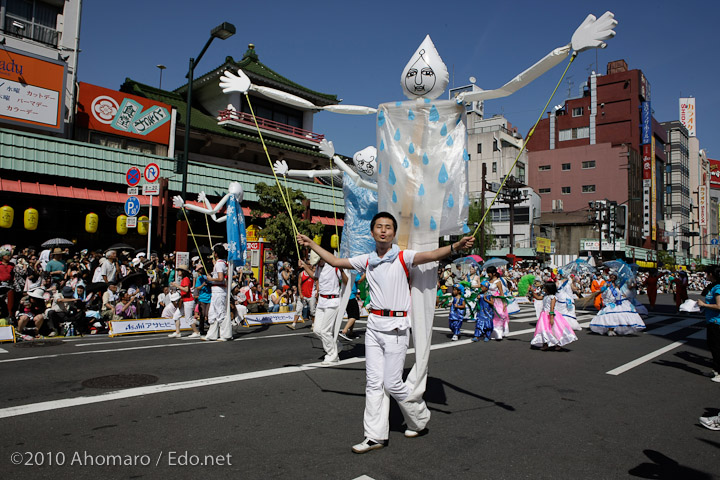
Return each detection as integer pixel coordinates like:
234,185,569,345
493,138,500,152
4,0,60,46
477,143,482,154
558,127,590,141
562,163,571,171
492,162,497,173
572,107,584,117
582,185,596,193
539,188,551,194
582,160,596,169
538,165,551,171
562,186,571,194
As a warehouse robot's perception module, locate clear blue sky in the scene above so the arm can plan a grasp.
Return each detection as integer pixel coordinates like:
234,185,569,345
79,0,720,160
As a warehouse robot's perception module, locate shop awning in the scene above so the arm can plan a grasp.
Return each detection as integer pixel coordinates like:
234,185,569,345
0,179,343,221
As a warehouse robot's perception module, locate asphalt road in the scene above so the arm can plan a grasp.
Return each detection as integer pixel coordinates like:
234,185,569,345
1,292,718,480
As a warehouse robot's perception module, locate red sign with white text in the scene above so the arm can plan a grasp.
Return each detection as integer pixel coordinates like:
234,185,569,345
710,159,720,189
76,82,172,145
642,144,652,180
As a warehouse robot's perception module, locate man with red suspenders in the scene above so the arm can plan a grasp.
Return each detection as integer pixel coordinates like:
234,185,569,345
297,211,474,454
299,257,347,364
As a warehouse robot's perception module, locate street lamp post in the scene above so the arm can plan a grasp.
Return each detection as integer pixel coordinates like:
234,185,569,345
156,64,166,89
181,22,236,200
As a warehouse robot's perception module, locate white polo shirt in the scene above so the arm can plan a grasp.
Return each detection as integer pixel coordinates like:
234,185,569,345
211,260,228,294
349,250,416,331
316,264,341,309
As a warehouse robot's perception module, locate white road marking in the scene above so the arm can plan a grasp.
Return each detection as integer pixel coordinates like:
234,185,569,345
352,476,376,480
606,341,688,376
0,347,8,354
645,317,703,336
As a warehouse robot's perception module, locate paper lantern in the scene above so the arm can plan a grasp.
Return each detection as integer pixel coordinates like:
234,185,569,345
137,215,149,235
0,205,13,228
85,212,98,233
331,234,339,249
313,235,322,245
116,215,128,235
23,208,38,230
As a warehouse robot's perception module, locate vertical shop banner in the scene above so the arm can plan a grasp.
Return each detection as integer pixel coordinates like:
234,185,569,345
651,137,656,241
0,47,66,133
680,98,696,137
641,102,651,145
699,185,708,227
642,144,651,238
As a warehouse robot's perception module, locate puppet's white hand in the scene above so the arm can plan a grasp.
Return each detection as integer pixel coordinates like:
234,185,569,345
219,69,251,94
571,12,617,52
319,139,335,158
172,195,185,209
197,191,208,204
273,160,289,176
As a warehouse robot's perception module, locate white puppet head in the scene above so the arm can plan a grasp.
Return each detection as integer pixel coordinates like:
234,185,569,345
353,146,378,181
401,35,449,100
228,181,244,202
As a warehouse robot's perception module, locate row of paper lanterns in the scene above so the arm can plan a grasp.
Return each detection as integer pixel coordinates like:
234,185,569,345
0,206,147,235
313,234,339,249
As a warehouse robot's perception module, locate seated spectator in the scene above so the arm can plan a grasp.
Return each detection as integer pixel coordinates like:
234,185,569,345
268,287,282,313
46,285,84,335
15,288,48,338
100,283,119,324
244,283,267,314
161,292,181,319
115,291,138,319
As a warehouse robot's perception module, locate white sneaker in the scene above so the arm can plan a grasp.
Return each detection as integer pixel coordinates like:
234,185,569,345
451,335,459,341
168,332,181,338
352,438,385,454
321,357,339,366
607,331,617,336
186,332,201,339
711,374,720,383
404,428,427,438
699,415,720,431
216,338,228,342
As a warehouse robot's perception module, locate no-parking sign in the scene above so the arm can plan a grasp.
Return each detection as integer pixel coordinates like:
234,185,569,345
126,167,141,187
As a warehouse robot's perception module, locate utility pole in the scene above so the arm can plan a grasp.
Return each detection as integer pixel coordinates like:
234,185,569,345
589,200,612,263
498,175,526,257
480,162,487,260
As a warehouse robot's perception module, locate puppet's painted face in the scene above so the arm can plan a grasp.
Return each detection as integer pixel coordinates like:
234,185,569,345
228,182,244,202
353,146,377,181
401,35,448,100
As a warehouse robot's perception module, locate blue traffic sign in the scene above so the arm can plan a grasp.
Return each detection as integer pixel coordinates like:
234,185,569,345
126,167,141,187
124,196,141,217
712,238,719,245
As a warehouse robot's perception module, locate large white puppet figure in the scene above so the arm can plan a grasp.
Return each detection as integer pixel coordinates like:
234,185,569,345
173,182,247,335
219,10,617,423
274,139,379,345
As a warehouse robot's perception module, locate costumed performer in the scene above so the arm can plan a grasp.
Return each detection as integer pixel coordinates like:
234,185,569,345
448,284,466,341
589,273,646,336
297,212,474,454
555,270,582,331
531,281,578,351
473,280,494,342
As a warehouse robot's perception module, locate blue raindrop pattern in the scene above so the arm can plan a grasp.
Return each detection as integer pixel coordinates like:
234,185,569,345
440,123,447,136
462,222,470,234
394,129,401,141
438,164,449,184
377,110,385,127
430,217,437,230
413,214,420,227
447,193,454,208
422,153,429,165
429,105,440,122
402,157,410,168
392,191,397,203
418,184,425,196
446,136,454,146
463,149,469,162
379,139,385,151
408,110,415,121
378,160,382,175
388,166,397,185
408,143,415,154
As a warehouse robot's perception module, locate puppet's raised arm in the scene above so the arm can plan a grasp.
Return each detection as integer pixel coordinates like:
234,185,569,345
458,12,617,103
172,192,230,223
219,69,376,114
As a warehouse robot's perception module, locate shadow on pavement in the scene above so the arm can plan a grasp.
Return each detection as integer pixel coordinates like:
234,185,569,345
628,449,713,479
423,376,515,412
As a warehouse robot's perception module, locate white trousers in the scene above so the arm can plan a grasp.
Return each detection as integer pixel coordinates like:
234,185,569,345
364,328,430,442
172,300,195,326
314,306,341,362
206,292,231,340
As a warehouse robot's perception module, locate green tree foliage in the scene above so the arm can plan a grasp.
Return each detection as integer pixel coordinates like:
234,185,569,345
468,200,494,256
251,182,324,262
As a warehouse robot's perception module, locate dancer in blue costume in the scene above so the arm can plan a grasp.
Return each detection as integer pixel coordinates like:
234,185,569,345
473,280,493,342
448,284,466,341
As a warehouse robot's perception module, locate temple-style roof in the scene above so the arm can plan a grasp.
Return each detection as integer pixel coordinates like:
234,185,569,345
120,78,325,157
174,44,338,107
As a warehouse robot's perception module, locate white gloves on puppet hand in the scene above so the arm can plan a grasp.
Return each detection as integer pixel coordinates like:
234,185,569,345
273,160,289,176
319,139,335,159
219,69,251,94
172,195,185,209
571,11,618,53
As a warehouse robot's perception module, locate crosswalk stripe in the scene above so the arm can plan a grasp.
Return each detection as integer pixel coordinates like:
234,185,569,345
645,318,704,336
